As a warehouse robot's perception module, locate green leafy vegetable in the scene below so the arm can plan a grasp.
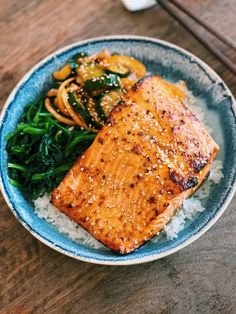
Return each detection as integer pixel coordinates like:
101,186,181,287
6,98,96,199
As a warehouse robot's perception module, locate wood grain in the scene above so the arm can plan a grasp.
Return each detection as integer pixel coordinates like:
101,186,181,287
0,1,235,313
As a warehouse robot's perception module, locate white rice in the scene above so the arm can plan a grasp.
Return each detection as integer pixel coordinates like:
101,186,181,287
33,81,224,247
34,195,103,249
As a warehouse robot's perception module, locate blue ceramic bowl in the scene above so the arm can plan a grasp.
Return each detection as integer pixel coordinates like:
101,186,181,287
0,36,235,265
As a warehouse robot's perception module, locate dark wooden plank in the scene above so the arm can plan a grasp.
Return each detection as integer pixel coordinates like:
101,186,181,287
0,1,235,313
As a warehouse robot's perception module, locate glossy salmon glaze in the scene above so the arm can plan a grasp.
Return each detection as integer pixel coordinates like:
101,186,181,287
51,76,219,254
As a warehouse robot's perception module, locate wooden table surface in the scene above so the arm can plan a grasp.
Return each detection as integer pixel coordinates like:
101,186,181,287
0,1,235,313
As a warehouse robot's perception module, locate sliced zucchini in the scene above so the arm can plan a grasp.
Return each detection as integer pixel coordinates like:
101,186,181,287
68,53,89,70
95,103,107,122
106,64,130,78
76,62,104,81
68,93,94,127
86,97,104,128
84,74,120,94
98,89,124,118
72,52,88,60
69,59,79,70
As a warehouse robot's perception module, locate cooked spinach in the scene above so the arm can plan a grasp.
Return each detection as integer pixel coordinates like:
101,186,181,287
6,98,96,199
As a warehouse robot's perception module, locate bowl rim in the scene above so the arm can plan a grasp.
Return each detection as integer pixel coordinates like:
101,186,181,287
0,35,236,265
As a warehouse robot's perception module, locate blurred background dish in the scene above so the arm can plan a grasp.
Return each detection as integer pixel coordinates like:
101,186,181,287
121,0,156,11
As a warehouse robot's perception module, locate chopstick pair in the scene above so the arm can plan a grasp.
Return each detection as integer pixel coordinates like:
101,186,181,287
158,0,236,75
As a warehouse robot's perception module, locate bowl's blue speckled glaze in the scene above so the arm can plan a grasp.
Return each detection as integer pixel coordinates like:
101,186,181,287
0,36,235,265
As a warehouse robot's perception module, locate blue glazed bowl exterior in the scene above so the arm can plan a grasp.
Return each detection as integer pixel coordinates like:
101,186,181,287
0,36,235,265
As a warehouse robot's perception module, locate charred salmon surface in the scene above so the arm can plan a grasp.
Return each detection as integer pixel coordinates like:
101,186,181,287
51,76,219,254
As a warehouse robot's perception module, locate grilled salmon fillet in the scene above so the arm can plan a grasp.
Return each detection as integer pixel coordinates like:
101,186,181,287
51,76,219,254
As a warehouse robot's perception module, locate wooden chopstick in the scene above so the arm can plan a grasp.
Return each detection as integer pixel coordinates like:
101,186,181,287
171,0,236,51
158,0,236,75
